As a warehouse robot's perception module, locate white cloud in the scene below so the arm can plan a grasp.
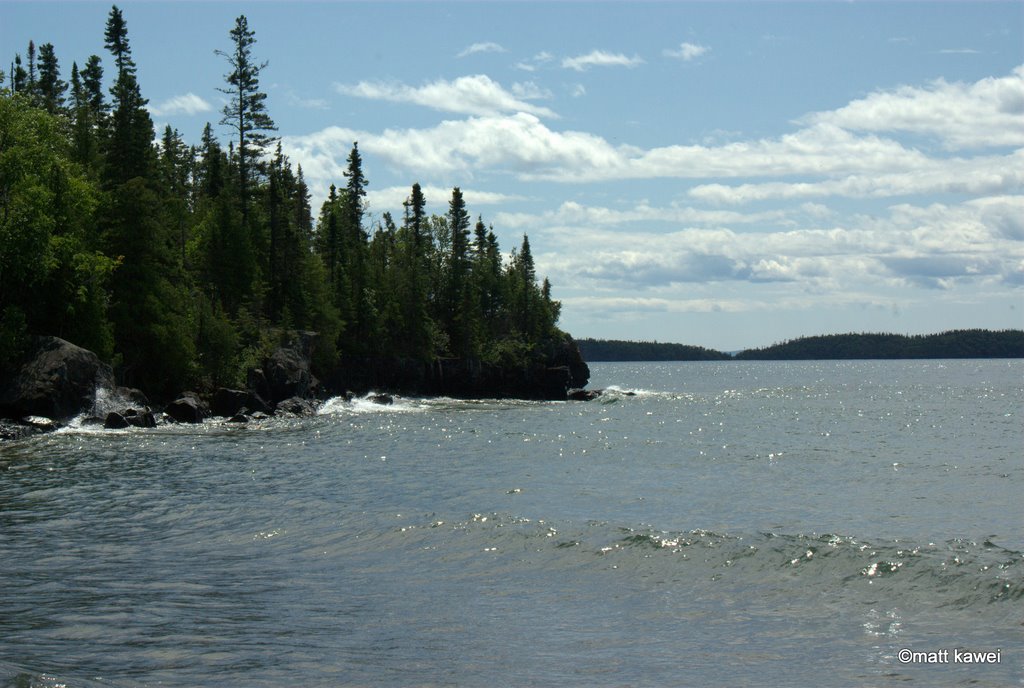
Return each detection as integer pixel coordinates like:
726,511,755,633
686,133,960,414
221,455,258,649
514,195,1024,296
515,51,553,72
283,114,628,182
510,81,553,101
457,42,506,58
688,150,1024,204
801,65,1024,149
562,50,644,71
494,200,793,230
335,75,558,119
148,93,212,117
663,42,709,61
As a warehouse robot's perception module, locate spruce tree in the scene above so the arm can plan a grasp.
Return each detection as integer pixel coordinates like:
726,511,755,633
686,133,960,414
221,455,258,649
36,43,67,115
217,15,276,230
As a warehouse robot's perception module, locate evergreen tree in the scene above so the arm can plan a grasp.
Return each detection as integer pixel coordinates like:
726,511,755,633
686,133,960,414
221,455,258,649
103,5,156,186
81,55,106,119
217,14,276,229
443,187,474,356
11,55,27,94
36,43,67,115
25,41,37,100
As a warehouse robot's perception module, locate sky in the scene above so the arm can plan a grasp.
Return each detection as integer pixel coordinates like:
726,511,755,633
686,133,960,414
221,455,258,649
4,1,1023,351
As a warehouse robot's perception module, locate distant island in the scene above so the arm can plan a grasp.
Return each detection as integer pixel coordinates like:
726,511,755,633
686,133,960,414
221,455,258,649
579,329,1024,361
576,338,731,361
734,329,1024,360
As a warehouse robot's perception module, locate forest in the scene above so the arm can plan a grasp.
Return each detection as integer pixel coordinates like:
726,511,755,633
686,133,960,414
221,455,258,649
576,338,731,362
0,8,569,401
734,330,1024,360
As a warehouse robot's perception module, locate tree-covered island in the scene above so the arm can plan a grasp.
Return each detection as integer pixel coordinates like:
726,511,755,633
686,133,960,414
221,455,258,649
1,7,589,428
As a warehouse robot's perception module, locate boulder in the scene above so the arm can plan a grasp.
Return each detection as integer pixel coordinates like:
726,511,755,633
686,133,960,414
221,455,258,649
211,387,271,418
264,347,316,403
253,331,321,404
227,413,249,424
568,388,603,401
274,396,319,417
368,393,394,406
165,393,209,424
0,420,45,441
0,336,114,421
123,409,157,428
104,412,131,429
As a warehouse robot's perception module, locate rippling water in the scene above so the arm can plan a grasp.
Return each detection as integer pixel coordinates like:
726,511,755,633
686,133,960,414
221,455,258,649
1,360,1021,687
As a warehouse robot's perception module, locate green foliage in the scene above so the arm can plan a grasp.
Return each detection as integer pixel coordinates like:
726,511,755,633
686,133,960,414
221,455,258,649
0,93,113,360
734,330,1024,360
576,338,731,362
3,9,573,403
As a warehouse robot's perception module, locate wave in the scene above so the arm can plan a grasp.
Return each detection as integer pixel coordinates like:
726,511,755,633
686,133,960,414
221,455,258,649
388,512,1022,613
0,660,126,688
318,393,548,416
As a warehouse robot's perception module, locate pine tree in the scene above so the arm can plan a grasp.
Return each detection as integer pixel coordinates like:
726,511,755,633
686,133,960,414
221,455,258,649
81,55,106,118
11,55,27,94
103,5,156,186
217,15,276,230
25,41,37,100
36,43,67,115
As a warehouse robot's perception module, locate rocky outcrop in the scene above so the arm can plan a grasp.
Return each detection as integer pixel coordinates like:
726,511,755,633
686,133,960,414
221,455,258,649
249,331,321,405
274,396,319,417
0,336,115,421
165,392,209,424
211,387,272,418
324,334,592,401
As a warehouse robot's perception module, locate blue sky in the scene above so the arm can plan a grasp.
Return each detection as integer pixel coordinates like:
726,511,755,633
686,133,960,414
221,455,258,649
4,1,1023,350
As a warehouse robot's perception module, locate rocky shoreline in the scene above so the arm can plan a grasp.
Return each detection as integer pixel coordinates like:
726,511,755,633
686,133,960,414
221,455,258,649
0,334,594,440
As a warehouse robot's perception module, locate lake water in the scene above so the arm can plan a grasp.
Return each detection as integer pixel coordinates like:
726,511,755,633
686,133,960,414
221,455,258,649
1,360,1021,687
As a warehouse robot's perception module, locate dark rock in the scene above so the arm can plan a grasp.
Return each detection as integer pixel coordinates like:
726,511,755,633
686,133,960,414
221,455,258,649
568,389,603,401
116,387,150,408
274,396,319,417
125,410,157,428
250,411,270,420
227,413,249,424
211,388,271,417
0,336,115,421
104,412,131,429
1,421,38,441
253,331,321,404
368,393,394,406
165,393,209,424
265,348,314,403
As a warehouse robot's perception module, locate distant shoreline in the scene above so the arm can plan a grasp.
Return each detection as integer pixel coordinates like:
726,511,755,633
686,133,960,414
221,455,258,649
577,329,1024,362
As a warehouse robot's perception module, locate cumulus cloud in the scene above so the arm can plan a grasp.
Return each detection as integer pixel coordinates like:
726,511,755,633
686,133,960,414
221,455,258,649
517,194,1024,297
562,50,644,71
282,113,627,182
457,42,506,58
801,65,1024,149
148,93,212,117
688,150,1024,204
335,75,558,118
494,200,793,230
287,67,1024,192
663,42,709,61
